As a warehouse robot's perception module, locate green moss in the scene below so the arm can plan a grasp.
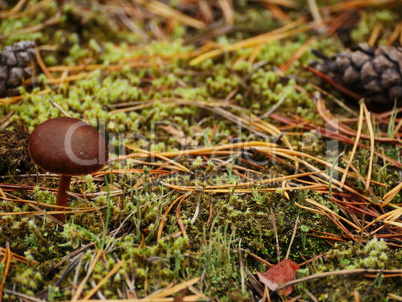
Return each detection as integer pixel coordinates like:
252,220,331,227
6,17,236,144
351,9,400,43
297,239,402,301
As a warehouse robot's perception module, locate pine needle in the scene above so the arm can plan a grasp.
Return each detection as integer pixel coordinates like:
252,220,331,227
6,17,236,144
270,208,281,262
145,277,201,298
157,193,191,241
0,88,52,105
80,260,125,301
340,103,365,189
362,207,402,231
328,0,399,12
71,250,103,301
132,0,206,29
368,22,382,46
0,248,38,265
190,18,310,65
385,22,401,45
176,196,188,241
279,37,316,73
35,45,54,79
362,104,375,192
0,245,12,301
0,11,61,40
0,0,28,17
308,0,323,29
382,181,402,207
285,216,299,259
302,198,360,231
124,145,192,173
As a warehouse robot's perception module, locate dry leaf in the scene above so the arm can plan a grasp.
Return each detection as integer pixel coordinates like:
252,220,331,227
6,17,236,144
257,259,300,296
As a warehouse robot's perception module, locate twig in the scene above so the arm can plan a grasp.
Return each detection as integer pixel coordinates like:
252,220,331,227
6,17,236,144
276,269,402,293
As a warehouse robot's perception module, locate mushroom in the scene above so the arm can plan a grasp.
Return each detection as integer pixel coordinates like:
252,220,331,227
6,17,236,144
29,117,108,220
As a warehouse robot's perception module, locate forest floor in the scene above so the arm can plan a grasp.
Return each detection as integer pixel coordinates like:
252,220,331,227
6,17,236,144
0,0,401,301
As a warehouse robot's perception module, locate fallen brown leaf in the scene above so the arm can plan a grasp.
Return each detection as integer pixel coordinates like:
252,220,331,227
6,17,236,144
257,259,300,296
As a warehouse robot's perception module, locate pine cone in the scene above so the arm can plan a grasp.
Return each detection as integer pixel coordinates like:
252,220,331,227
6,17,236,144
0,41,36,97
309,43,402,110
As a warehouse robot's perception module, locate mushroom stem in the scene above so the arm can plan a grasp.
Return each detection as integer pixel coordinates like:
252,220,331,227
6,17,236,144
54,175,72,221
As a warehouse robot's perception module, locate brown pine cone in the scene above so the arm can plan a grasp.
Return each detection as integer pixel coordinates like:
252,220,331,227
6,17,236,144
0,41,36,97
309,43,402,110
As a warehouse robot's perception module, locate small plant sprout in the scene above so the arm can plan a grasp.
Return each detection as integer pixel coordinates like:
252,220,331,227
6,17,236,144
300,225,309,250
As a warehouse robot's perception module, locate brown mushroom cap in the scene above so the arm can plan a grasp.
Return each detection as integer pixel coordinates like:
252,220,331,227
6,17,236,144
29,117,108,176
